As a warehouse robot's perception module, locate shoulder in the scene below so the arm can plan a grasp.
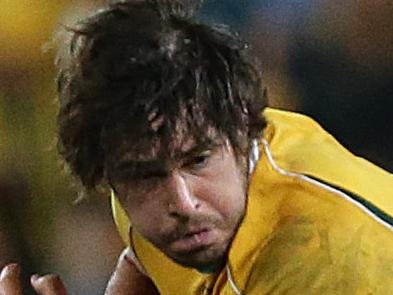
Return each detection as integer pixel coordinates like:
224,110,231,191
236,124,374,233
244,109,393,293
261,107,393,220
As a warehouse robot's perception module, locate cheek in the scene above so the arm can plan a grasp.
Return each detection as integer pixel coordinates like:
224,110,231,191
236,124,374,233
127,204,167,242
119,188,167,238
194,167,247,220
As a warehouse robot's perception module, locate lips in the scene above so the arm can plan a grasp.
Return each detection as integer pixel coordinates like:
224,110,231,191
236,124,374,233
169,228,215,253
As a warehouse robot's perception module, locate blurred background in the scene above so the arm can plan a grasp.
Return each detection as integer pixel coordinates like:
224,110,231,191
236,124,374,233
0,0,392,293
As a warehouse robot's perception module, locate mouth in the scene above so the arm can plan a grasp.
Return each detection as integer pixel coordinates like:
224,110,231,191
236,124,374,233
169,228,215,253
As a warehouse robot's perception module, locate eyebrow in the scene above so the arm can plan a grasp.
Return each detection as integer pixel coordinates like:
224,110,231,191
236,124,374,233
115,159,166,173
114,141,220,172
114,160,168,179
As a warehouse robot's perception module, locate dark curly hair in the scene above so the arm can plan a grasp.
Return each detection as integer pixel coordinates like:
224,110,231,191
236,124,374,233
56,0,267,189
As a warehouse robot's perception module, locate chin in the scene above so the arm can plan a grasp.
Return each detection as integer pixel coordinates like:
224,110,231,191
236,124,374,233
167,243,228,271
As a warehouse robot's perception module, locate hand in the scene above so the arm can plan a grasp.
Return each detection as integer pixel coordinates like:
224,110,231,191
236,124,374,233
104,248,159,295
0,249,160,295
0,264,67,295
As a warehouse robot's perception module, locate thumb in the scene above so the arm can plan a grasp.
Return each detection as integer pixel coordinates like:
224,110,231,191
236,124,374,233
31,274,68,295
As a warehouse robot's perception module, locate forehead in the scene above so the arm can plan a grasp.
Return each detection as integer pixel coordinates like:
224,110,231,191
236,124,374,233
108,125,223,164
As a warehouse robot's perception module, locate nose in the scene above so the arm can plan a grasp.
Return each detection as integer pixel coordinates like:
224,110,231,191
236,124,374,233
166,171,200,218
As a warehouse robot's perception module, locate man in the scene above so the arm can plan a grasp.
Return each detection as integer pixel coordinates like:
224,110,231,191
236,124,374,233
1,0,393,294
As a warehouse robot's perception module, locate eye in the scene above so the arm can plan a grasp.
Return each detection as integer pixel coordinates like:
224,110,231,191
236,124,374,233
185,150,212,169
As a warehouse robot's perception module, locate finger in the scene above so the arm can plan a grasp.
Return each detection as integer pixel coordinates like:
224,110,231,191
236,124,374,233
0,264,23,295
105,248,159,295
31,274,67,295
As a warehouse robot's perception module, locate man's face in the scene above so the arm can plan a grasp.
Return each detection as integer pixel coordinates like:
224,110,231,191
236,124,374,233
110,137,248,271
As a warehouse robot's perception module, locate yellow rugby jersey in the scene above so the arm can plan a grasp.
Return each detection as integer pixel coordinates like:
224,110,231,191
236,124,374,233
112,108,393,294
